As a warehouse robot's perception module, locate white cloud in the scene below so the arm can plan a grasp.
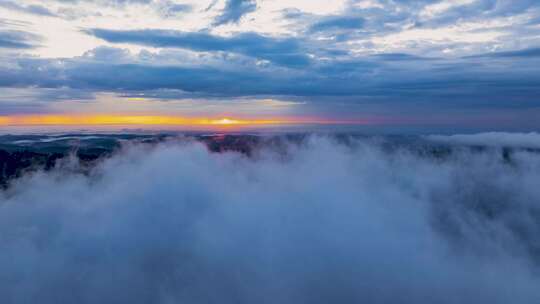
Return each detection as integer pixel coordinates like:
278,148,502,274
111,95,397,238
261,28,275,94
2,0,538,59
420,0,476,19
1,136,540,302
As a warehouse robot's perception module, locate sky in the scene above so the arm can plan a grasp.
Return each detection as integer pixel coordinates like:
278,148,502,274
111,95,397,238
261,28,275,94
0,0,539,131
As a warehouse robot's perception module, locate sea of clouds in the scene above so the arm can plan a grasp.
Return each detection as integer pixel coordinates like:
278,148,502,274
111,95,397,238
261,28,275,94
426,132,540,149
1,134,540,303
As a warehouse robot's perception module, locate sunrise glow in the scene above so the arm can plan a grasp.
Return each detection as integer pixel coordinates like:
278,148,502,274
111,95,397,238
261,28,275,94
0,115,283,126
0,115,368,128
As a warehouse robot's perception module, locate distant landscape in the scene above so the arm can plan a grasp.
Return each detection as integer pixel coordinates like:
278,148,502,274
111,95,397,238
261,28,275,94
2,132,538,187
2,0,540,302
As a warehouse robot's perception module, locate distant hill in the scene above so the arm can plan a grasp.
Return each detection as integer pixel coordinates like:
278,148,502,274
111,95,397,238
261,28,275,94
1,133,538,188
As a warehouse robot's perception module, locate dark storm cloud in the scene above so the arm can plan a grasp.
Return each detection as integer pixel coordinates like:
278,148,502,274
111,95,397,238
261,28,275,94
213,0,257,26
1,136,540,303
85,29,311,67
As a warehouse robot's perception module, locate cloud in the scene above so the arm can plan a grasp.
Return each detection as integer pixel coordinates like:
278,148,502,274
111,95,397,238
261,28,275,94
53,0,152,5
213,0,257,26
82,46,132,62
0,87,96,114
156,2,192,18
308,16,365,33
466,47,540,59
0,0,57,17
1,46,540,121
1,135,540,303
0,29,42,49
370,53,437,61
85,29,311,67
426,132,540,148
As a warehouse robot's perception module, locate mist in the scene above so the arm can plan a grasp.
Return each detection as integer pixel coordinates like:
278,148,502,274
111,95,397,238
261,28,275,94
1,135,540,303
427,132,540,148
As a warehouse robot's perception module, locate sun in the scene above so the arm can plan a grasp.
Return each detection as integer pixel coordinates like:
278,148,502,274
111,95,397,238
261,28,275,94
210,118,242,125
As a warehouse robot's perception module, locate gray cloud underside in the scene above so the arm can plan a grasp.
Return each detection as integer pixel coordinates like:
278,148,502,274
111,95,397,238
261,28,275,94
0,29,41,49
466,48,540,58
213,0,257,26
85,29,311,67
1,135,540,303
1,45,539,111
74,22,540,108
0,0,191,20
285,0,540,42
37,0,540,33
1,0,540,120
308,16,365,33
0,0,57,17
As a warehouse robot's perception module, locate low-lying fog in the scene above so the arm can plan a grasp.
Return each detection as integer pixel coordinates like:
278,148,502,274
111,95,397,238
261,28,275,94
1,133,540,303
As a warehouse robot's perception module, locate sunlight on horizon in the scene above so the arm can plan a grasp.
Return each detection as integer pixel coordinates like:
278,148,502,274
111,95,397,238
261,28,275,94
0,115,371,130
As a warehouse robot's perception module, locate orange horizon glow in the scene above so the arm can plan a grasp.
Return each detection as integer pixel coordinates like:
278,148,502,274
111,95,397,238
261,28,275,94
0,114,370,128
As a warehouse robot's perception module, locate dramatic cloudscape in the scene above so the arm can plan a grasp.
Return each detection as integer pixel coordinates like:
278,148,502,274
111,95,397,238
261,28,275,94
2,2,540,302
0,0,539,131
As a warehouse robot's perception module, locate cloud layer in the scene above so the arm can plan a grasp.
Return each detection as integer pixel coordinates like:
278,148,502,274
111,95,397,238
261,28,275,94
1,135,540,303
0,1,539,129
427,132,540,148
213,0,256,26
